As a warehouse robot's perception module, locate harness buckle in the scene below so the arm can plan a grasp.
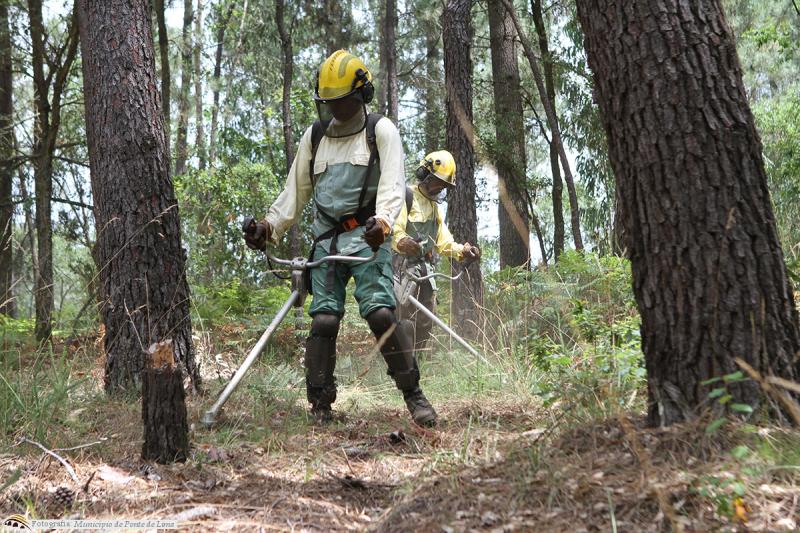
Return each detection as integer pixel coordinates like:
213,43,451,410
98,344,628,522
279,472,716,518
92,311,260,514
340,217,360,232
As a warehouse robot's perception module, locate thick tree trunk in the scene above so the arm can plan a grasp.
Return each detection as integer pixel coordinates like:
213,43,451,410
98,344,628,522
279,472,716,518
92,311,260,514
193,0,205,170
380,0,398,123
77,0,199,392
208,2,233,168
140,341,189,463
174,0,193,176
322,0,347,56
443,0,482,339
0,1,13,316
488,0,530,269
423,24,442,154
500,0,583,252
274,0,301,258
154,0,170,155
575,0,800,426
531,0,564,261
28,0,79,342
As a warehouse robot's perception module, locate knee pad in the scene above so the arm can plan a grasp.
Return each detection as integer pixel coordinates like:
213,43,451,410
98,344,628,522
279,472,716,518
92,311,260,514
310,313,341,338
366,307,396,336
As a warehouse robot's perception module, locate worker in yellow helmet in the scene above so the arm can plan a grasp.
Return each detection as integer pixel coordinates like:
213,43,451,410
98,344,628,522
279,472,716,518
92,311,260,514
243,51,437,426
392,150,481,354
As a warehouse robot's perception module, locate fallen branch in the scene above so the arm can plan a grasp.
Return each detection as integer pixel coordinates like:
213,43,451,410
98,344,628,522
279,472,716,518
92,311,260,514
734,358,800,426
18,437,79,483
53,438,107,453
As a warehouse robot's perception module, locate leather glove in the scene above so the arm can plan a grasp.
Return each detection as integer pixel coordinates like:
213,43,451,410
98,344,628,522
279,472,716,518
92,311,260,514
244,219,272,251
396,237,423,257
362,217,386,251
461,242,481,263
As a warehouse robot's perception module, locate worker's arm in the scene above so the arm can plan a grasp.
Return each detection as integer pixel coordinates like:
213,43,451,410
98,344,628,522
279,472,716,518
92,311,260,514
391,202,411,253
434,205,466,260
264,127,314,243
372,118,406,235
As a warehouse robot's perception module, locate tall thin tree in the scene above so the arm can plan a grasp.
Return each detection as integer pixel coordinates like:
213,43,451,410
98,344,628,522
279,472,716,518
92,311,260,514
500,0,583,251
193,0,206,170
378,0,398,121
576,0,800,425
443,0,483,338
78,0,200,392
488,0,530,268
531,0,564,260
174,0,193,176
0,0,13,316
208,1,234,168
27,0,80,342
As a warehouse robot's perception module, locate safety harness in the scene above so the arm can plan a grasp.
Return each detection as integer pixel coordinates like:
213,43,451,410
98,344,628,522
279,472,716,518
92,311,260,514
306,113,383,293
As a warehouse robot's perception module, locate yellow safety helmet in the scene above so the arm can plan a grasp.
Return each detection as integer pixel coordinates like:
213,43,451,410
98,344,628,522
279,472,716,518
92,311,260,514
416,150,457,187
314,50,374,103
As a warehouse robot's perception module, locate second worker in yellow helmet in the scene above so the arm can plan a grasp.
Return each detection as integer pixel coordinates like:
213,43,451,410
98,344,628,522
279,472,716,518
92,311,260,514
392,150,482,355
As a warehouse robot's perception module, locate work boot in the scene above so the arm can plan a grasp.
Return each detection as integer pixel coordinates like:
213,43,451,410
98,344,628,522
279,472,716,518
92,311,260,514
403,387,437,427
310,403,334,424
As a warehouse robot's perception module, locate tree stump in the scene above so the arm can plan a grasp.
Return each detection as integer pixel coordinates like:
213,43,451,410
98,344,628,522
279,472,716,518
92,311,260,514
141,340,189,463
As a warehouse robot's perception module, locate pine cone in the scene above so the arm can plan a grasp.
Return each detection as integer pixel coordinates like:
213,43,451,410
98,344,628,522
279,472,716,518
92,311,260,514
51,486,75,509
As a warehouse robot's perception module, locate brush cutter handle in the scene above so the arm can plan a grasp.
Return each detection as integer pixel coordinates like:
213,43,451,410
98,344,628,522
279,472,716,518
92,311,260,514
404,268,463,283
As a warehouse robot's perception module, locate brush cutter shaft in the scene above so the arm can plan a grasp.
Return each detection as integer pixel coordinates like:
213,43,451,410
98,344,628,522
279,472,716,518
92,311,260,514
202,290,300,427
267,252,377,268
406,295,490,365
404,268,463,283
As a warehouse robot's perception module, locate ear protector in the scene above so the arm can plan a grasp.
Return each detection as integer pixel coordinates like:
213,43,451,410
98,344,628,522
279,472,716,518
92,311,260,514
353,68,374,104
416,158,434,181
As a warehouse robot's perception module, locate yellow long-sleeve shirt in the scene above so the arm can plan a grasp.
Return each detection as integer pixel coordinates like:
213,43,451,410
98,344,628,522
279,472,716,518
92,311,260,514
392,185,465,260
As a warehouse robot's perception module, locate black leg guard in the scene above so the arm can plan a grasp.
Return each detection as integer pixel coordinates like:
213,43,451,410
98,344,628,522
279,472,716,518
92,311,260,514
366,308,419,391
305,313,340,411
366,308,437,426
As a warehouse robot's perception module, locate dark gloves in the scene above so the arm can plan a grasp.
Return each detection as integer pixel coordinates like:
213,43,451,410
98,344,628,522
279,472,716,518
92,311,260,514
396,237,423,257
362,217,387,251
243,218,272,251
461,242,481,263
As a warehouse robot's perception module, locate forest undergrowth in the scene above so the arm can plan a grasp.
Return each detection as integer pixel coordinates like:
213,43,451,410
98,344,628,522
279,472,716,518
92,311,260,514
1,253,798,531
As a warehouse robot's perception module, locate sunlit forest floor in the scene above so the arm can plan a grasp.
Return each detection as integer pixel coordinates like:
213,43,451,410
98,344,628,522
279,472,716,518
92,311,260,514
3,256,800,531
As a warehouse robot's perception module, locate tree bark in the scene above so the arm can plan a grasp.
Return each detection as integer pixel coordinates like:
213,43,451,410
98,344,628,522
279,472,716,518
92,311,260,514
274,0,301,258
77,0,199,392
423,19,442,154
322,0,348,56
500,0,583,251
382,0,398,121
208,1,234,168
193,0,205,170
443,0,482,338
488,0,530,269
28,0,80,342
154,0,170,155
0,1,13,316
575,0,800,426
174,0,193,176
531,0,564,261
140,340,189,463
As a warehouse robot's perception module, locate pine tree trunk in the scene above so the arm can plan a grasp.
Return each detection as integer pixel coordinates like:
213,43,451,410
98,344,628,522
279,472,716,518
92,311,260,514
154,0,170,155
500,0,583,252
174,0,193,176
488,0,530,269
274,0,301,258
77,0,199,393
28,0,79,342
423,23,442,154
531,0,564,262
0,1,13,316
208,2,233,168
575,0,800,426
140,340,189,463
384,0,398,122
443,0,483,339
193,0,205,171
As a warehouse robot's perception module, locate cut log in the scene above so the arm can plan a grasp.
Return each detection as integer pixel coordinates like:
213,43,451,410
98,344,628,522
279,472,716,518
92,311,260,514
141,340,189,463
